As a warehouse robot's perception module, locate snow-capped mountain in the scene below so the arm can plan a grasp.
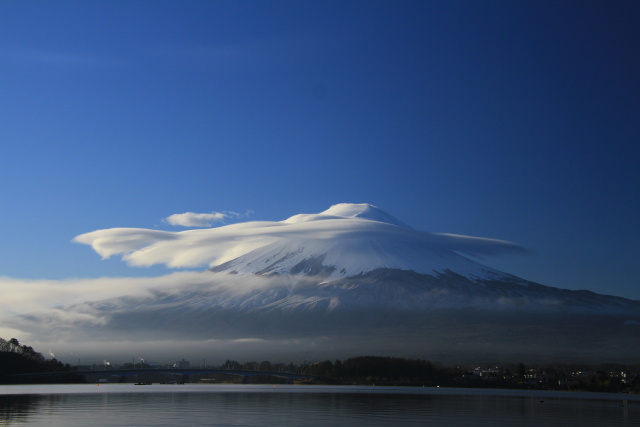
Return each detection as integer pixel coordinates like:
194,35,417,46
18,203,640,363
210,203,522,283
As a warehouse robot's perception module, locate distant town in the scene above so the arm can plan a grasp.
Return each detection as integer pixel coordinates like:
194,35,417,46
76,356,640,394
1,337,639,394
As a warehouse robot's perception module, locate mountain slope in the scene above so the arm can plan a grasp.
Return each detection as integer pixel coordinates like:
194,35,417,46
21,267,638,363
19,203,640,363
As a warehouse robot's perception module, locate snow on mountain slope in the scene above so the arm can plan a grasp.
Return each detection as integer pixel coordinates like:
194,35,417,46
209,203,521,282
68,268,640,322
210,234,506,282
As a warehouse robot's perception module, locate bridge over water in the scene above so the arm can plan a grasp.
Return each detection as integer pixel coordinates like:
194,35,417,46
9,368,318,382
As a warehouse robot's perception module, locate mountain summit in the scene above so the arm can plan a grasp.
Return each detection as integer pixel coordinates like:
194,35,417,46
210,203,523,282
286,203,412,228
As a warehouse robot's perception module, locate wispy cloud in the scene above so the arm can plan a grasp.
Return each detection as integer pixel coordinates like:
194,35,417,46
0,273,199,315
0,272,214,341
0,271,326,361
163,211,238,227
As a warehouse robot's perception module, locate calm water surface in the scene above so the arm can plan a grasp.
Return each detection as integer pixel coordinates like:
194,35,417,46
0,384,638,426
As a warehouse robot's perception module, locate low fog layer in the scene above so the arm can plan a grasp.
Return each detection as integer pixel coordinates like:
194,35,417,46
8,270,640,365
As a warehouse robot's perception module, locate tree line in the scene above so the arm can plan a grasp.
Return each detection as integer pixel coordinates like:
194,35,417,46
223,356,640,393
3,338,640,392
0,337,75,383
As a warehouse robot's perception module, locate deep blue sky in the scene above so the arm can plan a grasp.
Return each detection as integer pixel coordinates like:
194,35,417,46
1,1,638,298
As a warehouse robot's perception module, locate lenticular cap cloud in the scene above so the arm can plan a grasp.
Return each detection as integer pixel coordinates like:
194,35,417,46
74,203,526,271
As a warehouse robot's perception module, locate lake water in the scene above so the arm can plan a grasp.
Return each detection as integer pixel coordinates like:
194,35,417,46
0,384,638,426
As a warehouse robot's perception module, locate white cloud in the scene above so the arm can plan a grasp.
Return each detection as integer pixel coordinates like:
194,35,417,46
0,272,220,344
75,206,525,271
163,211,237,227
0,271,329,363
0,273,201,316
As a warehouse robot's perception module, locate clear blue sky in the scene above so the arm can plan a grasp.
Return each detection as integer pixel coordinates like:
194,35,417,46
1,1,638,298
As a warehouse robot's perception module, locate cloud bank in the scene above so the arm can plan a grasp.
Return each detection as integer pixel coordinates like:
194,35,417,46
0,271,334,363
0,272,205,316
0,272,232,347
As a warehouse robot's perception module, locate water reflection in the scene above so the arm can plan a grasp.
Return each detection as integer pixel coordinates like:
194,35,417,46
0,394,45,424
0,386,636,426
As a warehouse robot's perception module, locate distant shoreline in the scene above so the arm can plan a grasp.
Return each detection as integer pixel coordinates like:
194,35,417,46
1,383,639,402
